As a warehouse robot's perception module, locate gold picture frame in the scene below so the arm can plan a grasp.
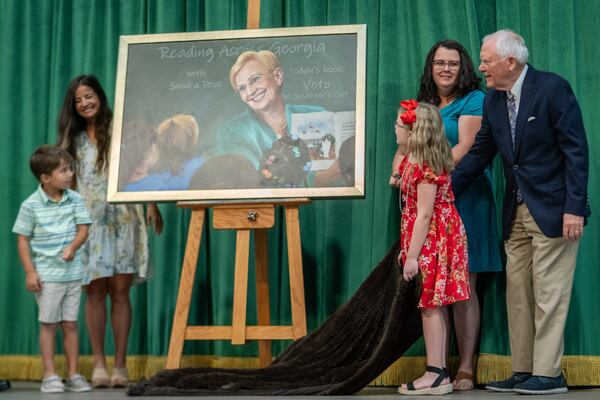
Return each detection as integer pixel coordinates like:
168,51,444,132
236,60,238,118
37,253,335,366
107,24,366,202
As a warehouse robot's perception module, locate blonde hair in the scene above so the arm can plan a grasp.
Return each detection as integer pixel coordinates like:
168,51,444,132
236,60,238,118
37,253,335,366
157,114,199,144
155,114,200,173
229,50,282,89
407,102,454,175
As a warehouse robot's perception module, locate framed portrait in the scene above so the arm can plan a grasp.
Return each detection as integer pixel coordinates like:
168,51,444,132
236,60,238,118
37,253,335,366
107,24,366,202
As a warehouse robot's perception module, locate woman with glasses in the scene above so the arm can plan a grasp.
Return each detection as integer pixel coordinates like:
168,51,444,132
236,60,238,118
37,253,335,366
216,50,323,186
416,40,502,390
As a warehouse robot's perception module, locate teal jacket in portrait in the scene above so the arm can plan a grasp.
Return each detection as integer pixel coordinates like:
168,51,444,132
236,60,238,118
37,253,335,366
216,103,324,169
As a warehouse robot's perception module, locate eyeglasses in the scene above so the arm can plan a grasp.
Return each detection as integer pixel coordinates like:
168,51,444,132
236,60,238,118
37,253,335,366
236,72,272,94
394,121,404,129
432,60,461,70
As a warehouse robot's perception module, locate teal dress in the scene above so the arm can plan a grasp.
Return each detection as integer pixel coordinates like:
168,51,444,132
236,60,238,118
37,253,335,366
442,90,502,272
217,103,324,169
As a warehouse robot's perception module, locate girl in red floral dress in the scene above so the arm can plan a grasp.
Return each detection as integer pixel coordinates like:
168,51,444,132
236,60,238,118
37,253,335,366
394,100,470,396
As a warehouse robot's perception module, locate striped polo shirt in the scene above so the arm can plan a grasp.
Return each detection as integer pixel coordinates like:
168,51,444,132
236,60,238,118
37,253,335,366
12,186,92,282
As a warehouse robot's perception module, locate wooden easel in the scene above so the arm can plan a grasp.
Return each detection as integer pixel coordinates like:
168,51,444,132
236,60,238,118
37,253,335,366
165,0,308,369
165,199,309,369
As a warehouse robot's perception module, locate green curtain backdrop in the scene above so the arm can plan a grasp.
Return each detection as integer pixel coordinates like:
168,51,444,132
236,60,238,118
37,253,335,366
1,0,598,384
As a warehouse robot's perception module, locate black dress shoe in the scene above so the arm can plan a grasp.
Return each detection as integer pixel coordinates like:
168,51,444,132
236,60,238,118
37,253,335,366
0,380,11,392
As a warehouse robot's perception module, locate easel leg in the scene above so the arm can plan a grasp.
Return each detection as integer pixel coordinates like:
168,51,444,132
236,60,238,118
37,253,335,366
285,206,308,339
166,208,205,369
232,230,250,345
255,229,272,367
246,0,260,29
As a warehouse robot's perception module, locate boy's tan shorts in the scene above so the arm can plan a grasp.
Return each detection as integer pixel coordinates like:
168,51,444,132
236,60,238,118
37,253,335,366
34,280,82,323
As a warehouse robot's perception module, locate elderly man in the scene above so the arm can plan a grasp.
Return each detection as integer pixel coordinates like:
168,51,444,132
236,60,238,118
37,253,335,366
452,29,590,395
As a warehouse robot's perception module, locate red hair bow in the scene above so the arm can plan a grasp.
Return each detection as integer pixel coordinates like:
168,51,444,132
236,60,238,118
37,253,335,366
399,99,418,127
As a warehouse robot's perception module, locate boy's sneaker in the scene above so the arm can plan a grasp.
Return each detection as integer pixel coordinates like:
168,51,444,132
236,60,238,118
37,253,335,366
513,374,568,395
41,375,65,393
65,374,92,392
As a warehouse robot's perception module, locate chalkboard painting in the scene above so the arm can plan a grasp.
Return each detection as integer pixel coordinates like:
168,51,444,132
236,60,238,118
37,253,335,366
107,25,366,202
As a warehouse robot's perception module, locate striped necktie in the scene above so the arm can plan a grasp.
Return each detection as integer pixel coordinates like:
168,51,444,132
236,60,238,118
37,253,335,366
507,91,523,203
507,91,517,150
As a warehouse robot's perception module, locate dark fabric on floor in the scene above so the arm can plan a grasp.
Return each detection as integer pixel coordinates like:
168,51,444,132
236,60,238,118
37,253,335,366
128,242,422,396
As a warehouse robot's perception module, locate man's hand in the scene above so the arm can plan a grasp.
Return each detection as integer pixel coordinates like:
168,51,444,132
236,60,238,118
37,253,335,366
25,270,42,292
563,213,584,241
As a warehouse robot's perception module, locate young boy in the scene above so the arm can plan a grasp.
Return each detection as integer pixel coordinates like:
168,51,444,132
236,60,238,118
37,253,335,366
12,145,92,393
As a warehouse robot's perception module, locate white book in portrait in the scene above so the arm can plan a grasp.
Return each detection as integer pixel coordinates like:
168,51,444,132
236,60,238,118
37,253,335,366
290,110,355,171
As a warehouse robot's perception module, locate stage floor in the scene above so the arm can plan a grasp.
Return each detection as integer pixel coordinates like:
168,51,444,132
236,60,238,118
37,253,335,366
3,382,600,399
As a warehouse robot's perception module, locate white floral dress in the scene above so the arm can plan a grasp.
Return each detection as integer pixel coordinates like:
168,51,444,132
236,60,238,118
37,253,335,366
75,133,150,284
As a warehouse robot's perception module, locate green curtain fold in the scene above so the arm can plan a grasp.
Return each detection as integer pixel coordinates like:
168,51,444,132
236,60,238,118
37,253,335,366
1,0,598,365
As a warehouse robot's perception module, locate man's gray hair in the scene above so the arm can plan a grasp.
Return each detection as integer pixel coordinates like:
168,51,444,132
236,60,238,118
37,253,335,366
483,29,529,64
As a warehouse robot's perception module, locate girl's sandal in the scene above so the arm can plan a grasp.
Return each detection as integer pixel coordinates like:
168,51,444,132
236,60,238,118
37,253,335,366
91,367,110,388
397,365,453,395
110,367,129,388
453,370,475,390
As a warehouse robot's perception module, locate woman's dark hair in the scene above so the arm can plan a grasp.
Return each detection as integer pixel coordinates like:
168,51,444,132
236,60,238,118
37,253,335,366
190,154,261,190
57,75,112,171
416,40,481,106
